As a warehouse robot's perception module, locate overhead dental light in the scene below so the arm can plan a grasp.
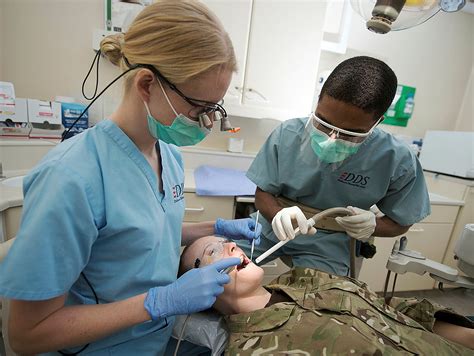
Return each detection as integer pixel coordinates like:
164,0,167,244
350,0,466,34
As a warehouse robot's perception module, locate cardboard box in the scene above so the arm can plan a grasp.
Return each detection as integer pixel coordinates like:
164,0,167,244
0,98,31,137
27,99,64,138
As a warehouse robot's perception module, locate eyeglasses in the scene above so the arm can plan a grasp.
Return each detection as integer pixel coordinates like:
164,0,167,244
127,59,226,118
311,113,379,143
123,57,238,131
154,69,227,123
194,238,233,268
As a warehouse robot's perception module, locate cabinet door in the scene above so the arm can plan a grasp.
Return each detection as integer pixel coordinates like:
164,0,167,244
321,0,353,54
183,193,235,222
241,0,328,119
358,223,454,292
201,0,252,106
443,186,474,269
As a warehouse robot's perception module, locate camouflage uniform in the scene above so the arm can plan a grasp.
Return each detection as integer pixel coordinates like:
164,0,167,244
225,268,473,355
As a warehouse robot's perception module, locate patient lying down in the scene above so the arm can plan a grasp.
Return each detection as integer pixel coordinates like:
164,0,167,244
179,236,474,355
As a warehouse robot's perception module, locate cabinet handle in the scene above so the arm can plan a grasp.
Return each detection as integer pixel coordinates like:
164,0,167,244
262,261,278,268
246,88,269,102
185,207,205,212
408,227,425,232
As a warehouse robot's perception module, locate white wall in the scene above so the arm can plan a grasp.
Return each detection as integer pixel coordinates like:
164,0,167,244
0,0,122,123
319,9,474,138
455,64,474,132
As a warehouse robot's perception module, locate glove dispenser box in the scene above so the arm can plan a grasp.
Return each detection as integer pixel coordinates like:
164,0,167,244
0,98,32,137
27,99,64,138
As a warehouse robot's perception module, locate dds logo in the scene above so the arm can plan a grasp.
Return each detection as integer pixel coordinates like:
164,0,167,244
172,182,184,203
338,172,370,188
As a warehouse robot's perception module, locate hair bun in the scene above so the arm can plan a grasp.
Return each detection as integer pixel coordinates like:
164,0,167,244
100,33,125,67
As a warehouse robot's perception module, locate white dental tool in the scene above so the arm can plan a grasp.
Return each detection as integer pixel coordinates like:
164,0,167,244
255,207,352,265
250,210,259,261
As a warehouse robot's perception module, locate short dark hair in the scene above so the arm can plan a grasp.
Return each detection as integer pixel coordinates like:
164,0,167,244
178,244,193,277
320,56,398,120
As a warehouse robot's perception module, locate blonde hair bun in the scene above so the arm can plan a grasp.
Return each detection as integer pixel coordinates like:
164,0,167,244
100,33,125,67
99,1,236,87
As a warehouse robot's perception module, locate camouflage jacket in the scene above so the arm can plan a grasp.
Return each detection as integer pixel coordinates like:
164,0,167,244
225,267,473,355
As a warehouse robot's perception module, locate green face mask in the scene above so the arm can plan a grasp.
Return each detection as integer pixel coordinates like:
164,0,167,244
310,127,361,163
144,102,210,147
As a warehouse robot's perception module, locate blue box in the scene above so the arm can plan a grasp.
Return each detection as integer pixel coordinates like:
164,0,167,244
61,102,88,138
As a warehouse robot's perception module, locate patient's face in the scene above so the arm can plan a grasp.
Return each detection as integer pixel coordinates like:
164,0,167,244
182,236,265,298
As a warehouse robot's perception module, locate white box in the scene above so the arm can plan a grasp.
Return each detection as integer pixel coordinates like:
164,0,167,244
0,98,31,137
27,99,64,138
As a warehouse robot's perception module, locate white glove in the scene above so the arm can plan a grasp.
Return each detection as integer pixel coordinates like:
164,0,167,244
272,206,317,241
335,206,376,242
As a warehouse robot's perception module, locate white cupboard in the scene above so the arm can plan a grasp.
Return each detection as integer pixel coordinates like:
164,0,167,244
322,0,353,54
203,0,328,120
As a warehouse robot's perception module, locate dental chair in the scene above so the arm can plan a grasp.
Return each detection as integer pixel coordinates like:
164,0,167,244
0,237,16,356
383,224,474,299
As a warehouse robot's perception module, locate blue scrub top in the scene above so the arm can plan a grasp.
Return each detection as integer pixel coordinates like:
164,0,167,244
246,118,430,275
0,120,185,355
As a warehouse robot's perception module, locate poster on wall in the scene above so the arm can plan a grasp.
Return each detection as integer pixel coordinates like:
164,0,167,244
105,0,153,33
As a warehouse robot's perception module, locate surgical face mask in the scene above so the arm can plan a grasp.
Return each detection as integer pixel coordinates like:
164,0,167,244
310,126,362,163
144,79,210,146
307,114,379,163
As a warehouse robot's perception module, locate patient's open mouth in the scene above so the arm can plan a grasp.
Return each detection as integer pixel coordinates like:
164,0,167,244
237,255,250,271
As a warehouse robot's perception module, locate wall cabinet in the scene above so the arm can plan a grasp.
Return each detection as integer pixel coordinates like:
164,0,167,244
203,0,328,120
321,0,353,54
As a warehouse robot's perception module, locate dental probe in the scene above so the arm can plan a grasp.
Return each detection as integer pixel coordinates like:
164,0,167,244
250,210,260,261
255,207,352,265
221,265,235,274
220,255,245,274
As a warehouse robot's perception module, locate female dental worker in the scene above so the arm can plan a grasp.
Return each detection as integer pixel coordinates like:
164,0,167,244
0,1,259,355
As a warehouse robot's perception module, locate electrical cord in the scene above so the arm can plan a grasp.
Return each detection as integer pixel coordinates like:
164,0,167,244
61,50,135,142
174,314,191,356
82,50,101,100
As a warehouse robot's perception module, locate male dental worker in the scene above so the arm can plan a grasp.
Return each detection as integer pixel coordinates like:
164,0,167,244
241,56,430,276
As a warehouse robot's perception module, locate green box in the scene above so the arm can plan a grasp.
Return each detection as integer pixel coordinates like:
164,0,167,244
382,85,416,127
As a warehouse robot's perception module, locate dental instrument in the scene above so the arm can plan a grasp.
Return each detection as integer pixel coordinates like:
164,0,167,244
221,264,237,274
250,210,259,261
255,207,356,275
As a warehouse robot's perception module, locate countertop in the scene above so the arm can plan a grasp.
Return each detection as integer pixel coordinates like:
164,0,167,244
0,170,465,212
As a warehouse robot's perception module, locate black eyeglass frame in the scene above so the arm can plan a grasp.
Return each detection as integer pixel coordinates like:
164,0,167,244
124,57,227,121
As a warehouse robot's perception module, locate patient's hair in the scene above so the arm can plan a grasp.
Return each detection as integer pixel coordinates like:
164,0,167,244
320,56,397,120
178,244,193,277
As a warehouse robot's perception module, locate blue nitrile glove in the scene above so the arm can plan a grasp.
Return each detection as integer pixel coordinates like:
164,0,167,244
214,218,262,245
144,257,240,320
